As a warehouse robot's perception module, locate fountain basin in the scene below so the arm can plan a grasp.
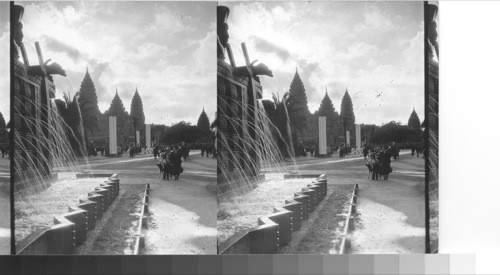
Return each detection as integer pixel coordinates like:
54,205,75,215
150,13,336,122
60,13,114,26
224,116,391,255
217,170,265,199
13,172,58,198
76,172,116,179
218,174,324,244
284,171,323,179
218,174,328,254
15,173,109,243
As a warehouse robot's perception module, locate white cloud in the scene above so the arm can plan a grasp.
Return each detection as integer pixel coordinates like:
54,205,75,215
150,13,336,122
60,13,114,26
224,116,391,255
224,1,423,126
20,1,215,125
355,5,397,33
145,6,195,34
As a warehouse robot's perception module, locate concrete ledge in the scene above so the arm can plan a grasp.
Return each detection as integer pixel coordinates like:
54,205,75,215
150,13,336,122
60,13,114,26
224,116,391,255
76,173,114,179
291,195,310,220
283,173,322,179
75,201,96,231
17,176,121,255
218,228,253,254
268,209,292,246
63,208,88,246
86,194,104,220
282,201,302,232
93,188,110,211
300,189,317,211
249,221,279,254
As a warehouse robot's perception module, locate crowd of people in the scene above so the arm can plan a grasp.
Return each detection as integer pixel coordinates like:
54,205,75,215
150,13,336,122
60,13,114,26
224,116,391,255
296,143,355,158
364,146,400,181
155,145,186,181
82,141,216,181
200,144,216,158
0,144,9,158
410,144,423,157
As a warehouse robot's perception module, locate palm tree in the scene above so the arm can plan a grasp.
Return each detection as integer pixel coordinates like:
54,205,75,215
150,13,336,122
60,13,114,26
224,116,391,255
54,92,87,156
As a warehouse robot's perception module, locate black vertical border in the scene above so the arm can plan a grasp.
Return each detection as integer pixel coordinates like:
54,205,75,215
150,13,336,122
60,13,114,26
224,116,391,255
9,0,15,256
423,1,431,254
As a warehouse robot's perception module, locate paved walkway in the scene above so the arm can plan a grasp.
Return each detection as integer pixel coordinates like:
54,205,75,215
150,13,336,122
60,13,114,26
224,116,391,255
349,156,425,253
287,152,425,254
144,153,217,254
81,150,217,254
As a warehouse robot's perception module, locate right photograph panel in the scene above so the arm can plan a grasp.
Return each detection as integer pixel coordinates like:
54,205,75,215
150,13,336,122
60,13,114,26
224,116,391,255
217,1,429,254
425,1,439,254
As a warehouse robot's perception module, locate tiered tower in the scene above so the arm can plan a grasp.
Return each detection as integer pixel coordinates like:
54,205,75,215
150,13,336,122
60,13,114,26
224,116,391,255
339,88,356,146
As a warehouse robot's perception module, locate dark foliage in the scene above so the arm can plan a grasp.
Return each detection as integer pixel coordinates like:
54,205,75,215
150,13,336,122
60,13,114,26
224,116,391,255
104,91,130,146
408,108,421,129
78,69,101,139
370,121,423,144
54,93,87,156
130,89,145,143
159,121,204,145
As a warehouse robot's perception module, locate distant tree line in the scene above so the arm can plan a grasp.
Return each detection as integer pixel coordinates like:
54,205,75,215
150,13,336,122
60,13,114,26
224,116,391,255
54,68,213,155
262,69,423,156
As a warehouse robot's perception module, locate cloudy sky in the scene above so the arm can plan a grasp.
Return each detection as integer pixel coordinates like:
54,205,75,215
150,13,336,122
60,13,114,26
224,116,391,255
21,1,215,125
0,2,9,122
223,1,424,126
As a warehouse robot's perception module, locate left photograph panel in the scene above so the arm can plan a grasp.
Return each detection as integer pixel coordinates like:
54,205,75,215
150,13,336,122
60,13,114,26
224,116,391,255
0,1,10,255
12,1,217,255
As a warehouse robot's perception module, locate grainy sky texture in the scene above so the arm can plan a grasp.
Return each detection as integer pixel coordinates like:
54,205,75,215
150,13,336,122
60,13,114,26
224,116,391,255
222,1,424,125
21,1,216,125
0,2,9,122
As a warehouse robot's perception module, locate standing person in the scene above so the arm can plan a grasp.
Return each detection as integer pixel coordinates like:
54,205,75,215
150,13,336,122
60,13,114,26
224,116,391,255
416,145,421,157
201,145,205,157
380,148,392,180
153,146,158,160
182,145,189,162
157,150,166,179
371,151,380,180
366,151,374,178
411,145,415,156
363,146,369,159
171,148,183,180
207,145,212,158
163,148,174,180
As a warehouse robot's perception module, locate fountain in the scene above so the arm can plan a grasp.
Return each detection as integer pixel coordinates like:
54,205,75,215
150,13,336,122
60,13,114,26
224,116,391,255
11,4,77,196
216,6,331,254
12,4,120,254
217,5,281,198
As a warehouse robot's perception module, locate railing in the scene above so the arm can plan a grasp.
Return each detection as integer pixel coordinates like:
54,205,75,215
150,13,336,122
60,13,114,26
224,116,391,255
133,184,150,255
339,183,358,254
